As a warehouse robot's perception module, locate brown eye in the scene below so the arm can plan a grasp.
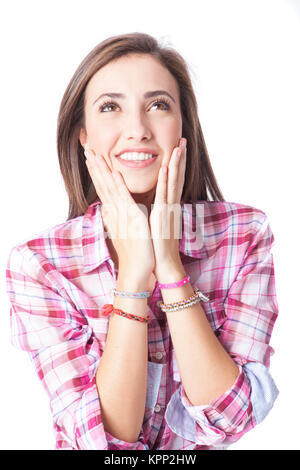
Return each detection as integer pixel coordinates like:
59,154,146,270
99,101,119,113
150,99,170,111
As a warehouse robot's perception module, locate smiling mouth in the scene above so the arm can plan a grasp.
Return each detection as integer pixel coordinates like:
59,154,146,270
115,155,158,168
116,151,158,160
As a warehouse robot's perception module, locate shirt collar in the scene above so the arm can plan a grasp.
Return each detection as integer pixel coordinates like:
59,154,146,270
82,201,208,274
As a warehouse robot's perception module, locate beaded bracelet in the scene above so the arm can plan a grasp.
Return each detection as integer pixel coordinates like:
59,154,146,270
158,288,210,313
157,289,200,313
112,288,151,298
101,304,151,324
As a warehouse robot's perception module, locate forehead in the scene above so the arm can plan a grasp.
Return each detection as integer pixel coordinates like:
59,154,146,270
86,54,180,101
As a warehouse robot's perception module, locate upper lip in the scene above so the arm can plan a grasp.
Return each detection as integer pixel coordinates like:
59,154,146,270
115,148,159,158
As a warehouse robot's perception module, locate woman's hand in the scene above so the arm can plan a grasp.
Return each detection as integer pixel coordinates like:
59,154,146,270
84,148,155,279
149,138,187,277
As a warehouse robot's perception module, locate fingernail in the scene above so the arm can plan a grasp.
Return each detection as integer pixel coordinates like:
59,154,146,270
180,138,186,148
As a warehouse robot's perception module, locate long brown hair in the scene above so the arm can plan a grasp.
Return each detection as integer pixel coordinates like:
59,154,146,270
57,32,225,221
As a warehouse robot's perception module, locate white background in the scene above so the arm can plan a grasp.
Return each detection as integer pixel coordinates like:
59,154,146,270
1,0,299,450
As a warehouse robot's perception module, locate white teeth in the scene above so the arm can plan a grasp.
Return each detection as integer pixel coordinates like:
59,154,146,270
118,152,155,161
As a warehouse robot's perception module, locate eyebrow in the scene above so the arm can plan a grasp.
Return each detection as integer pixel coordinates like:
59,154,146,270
92,90,176,105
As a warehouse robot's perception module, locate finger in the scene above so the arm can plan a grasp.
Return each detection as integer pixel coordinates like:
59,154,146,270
94,154,136,203
167,145,182,204
86,151,140,223
154,165,168,206
85,150,119,204
111,170,141,217
176,139,187,201
85,152,121,237
85,149,106,203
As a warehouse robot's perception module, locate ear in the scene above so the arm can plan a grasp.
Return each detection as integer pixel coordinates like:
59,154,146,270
79,128,89,150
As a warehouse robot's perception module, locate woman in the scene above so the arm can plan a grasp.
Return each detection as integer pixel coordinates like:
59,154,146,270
6,32,279,450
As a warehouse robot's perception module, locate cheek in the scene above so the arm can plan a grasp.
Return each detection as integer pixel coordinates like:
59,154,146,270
158,119,182,165
90,127,114,148
86,113,115,143
169,116,182,139
157,117,182,145
87,125,116,166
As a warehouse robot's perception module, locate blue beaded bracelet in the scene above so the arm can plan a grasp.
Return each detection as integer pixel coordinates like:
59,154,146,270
112,288,151,298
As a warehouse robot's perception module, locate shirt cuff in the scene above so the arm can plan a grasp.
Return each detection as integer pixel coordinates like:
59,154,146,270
104,429,148,450
241,361,279,424
166,364,254,447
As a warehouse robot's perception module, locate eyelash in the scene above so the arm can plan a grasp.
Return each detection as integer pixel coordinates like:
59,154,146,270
98,97,171,113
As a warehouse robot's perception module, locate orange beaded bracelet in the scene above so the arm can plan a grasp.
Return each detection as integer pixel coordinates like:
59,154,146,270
101,304,151,324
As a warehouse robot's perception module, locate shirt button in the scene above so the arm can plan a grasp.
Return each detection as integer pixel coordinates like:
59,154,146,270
155,351,163,360
154,404,161,413
156,300,162,308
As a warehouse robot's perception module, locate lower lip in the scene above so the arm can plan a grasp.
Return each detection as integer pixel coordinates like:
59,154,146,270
116,156,158,168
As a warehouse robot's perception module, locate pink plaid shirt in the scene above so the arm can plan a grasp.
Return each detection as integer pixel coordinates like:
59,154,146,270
6,200,279,450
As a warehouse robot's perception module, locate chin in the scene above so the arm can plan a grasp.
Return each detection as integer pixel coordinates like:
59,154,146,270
130,186,152,193
126,180,156,193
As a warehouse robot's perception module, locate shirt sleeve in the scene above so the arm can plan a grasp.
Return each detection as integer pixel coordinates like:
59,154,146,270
6,245,147,450
165,212,279,447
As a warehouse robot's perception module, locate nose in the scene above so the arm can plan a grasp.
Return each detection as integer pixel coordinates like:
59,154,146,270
123,110,152,142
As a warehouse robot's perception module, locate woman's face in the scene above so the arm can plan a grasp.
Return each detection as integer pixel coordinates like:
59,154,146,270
80,53,182,196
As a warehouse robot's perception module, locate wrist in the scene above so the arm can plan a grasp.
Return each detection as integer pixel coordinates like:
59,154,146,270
155,262,186,284
117,270,150,291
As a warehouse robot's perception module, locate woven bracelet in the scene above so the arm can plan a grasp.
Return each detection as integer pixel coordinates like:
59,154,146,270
101,304,151,324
